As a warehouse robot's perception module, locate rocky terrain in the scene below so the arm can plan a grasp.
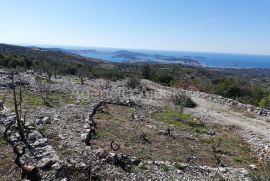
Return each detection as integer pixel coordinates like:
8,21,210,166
0,69,269,180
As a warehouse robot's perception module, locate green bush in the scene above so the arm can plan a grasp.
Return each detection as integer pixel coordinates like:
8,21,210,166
213,79,246,98
160,164,170,172
153,73,173,86
142,65,151,79
259,96,270,110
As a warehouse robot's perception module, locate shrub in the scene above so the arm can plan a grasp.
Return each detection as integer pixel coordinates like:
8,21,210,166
171,93,196,108
142,65,151,79
259,96,270,110
154,73,173,86
160,164,170,172
127,76,141,89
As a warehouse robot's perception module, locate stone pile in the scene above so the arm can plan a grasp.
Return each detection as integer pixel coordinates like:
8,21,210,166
3,111,67,180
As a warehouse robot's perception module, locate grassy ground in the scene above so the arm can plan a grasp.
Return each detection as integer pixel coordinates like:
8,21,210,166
91,105,258,168
0,83,262,178
0,89,78,110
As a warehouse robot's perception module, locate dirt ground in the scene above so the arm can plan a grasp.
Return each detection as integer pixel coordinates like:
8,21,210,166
91,104,258,168
0,74,269,180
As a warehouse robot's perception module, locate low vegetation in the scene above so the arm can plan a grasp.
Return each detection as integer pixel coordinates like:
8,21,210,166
155,110,206,132
250,158,270,181
126,76,141,89
91,106,258,168
259,96,270,110
1,90,77,110
0,55,265,180
1,44,270,109
171,93,196,108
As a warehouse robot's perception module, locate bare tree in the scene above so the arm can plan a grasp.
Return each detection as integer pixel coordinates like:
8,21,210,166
78,68,86,85
9,73,26,142
35,75,52,107
210,136,224,165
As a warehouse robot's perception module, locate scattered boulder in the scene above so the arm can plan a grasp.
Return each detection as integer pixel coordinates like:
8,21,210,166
31,138,48,147
208,130,216,136
105,153,141,172
36,116,51,125
249,164,257,170
36,155,59,170
28,130,43,142
80,133,87,142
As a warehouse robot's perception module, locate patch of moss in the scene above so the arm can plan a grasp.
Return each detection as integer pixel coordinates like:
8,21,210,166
155,110,208,134
160,164,170,172
155,110,190,128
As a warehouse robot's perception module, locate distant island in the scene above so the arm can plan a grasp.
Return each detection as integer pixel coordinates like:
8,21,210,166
25,45,270,68
59,48,201,66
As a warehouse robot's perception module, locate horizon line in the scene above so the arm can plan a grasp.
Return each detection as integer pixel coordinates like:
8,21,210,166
2,41,270,57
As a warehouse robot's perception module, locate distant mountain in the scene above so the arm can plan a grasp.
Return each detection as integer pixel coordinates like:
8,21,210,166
111,50,147,60
22,45,202,66
69,49,201,65
64,49,106,54
113,50,147,56
124,57,200,66
110,50,201,65
0,43,105,64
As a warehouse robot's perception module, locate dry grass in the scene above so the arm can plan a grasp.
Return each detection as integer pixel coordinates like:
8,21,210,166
91,105,258,168
0,139,21,180
0,89,78,110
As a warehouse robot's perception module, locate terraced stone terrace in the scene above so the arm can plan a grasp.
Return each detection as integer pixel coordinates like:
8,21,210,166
0,70,269,180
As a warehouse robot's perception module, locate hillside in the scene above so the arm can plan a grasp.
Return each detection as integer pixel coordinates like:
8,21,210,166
0,44,101,64
0,44,270,180
0,69,269,180
63,48,201,65
1,44,270,108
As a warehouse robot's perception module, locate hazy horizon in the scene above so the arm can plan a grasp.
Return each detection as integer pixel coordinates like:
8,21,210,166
0,0,270,56
4,42,268,57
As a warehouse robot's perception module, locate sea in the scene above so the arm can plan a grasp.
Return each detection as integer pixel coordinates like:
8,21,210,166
37,45,270,68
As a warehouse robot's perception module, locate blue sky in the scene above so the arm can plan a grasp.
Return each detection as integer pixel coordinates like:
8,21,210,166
0,0,270,55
